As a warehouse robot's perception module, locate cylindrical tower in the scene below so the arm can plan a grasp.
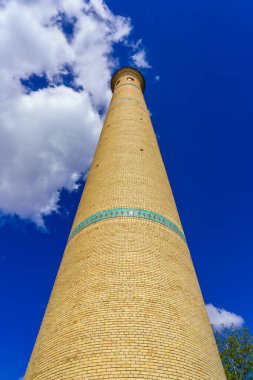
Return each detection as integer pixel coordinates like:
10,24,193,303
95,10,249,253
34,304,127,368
25,67,226,379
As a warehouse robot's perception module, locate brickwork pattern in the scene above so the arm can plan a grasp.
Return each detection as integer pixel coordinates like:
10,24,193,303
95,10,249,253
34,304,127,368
25,68,226,379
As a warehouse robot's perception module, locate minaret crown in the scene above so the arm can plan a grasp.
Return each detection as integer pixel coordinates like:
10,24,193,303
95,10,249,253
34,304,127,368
111,66,145,93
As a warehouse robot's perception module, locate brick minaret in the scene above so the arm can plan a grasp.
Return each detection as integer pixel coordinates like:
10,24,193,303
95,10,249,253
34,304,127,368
25,67,226,379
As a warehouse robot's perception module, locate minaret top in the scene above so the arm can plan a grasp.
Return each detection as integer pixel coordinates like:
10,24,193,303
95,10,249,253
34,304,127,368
111,66,146,93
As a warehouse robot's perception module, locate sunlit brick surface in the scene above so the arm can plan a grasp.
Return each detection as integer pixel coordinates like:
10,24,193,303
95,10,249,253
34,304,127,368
25,68,226,379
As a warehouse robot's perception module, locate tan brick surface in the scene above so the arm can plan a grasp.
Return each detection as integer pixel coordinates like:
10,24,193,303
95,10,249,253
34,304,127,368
25,68,226,379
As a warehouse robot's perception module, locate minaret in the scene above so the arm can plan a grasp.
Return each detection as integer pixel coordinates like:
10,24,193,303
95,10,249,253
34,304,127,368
25,67,226,379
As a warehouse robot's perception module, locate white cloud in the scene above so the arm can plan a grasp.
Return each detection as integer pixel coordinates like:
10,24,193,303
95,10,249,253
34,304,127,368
206,304,244,330
0,86,100,224
0,0,143,225
131,49,151,69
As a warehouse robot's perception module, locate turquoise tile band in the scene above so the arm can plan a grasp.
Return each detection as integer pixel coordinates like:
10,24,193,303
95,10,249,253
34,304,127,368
68,208,186,243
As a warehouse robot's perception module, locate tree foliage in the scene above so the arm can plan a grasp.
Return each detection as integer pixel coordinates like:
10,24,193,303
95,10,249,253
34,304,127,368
214,325,253,379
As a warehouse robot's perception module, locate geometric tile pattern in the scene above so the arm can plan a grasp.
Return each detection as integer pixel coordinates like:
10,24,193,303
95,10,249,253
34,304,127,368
68,207,186,243
110,97,146,108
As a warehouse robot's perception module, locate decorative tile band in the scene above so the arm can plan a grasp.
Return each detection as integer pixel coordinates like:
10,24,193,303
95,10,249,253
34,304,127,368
115,83,141,91
110,97,146,108
68,208,186,243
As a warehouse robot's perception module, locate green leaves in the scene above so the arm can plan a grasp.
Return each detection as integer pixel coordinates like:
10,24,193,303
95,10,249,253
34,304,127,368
214,325,253,379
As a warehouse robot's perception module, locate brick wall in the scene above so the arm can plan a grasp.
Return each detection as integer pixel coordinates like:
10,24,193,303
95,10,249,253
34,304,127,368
25,68,226,379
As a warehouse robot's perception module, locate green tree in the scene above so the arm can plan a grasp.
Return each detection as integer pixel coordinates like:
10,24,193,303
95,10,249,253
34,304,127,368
214,325,253,379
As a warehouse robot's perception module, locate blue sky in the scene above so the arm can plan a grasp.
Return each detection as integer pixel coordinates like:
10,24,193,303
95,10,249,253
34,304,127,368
0,0,252,378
